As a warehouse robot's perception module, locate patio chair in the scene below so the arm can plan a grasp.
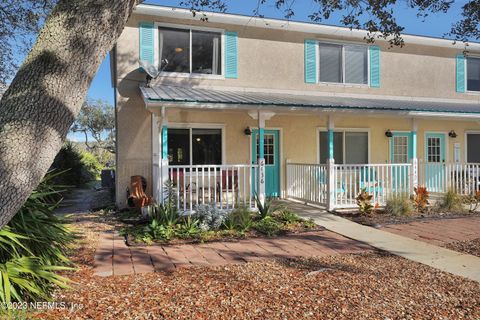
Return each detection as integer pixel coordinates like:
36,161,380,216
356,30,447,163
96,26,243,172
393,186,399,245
217,169,239,203
315,167,345,194
127,175,153,209
359,167,383,195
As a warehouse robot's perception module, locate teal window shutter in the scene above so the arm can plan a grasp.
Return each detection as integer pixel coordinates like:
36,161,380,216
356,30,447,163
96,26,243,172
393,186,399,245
139,22,154,66
369,45,380,88
456,54,466,93
304,39,317,84
225,31,238,78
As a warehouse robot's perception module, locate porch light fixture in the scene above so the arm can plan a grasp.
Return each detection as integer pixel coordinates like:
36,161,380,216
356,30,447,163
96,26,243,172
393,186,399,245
385,129,393,138
448,130,457,138
244,127,252,136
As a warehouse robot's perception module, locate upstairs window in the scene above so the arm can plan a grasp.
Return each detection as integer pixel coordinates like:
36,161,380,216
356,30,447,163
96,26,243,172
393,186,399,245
467,56,480,92
159,26,222,75
319,43,368,85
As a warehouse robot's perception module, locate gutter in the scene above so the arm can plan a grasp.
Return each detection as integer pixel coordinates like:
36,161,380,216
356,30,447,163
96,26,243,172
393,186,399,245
133,4,480,51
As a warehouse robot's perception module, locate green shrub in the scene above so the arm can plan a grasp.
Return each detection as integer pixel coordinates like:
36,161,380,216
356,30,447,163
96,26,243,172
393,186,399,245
80,151,103,180
0,171,74,303
253,216,282,236
385,193,414,216
50,143,94,186
302,218,316,229
176,216,201,239
223,207,253,232
143,219,175,241
276,208,300,224
438,189,464,212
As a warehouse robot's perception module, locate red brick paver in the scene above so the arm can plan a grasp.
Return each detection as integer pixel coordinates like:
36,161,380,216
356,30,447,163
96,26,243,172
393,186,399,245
94,229,372,277
381,216,480,246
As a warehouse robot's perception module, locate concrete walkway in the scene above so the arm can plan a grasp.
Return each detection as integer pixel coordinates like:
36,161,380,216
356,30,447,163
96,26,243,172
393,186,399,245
291,201,480,282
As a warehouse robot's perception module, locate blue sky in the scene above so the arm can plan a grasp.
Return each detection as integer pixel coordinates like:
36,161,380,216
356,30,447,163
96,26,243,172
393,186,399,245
48,0,467,140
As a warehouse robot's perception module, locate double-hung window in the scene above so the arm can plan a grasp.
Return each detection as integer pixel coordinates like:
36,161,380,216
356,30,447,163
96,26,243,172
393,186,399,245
319,130,369,164
466,56,480,92
319,43,368,85
168,128,223,165
159,26,222,75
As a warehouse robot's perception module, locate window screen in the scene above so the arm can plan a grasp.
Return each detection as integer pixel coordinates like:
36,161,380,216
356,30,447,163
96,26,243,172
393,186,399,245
467,133,480,163
159,27,190,73
168,129,190,165
319,43,343,83
192,30,222,75
467,57,480,92
345,132,368,164
319,132,343,164
345,45,368,84
192,129,222,165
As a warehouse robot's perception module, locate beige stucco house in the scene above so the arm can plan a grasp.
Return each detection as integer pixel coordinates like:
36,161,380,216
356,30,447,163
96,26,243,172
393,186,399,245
112,4,480,211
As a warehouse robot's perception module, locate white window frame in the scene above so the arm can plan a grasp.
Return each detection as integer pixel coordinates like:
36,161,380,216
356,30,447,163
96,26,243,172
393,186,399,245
316,40,371,87
316,127,371,164
154,22,225,79
167,123,226,165
465,130,480,163
465,55,480,93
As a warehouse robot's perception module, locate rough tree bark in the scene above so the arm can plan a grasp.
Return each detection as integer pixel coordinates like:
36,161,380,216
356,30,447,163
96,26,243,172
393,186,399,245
0,0,142,227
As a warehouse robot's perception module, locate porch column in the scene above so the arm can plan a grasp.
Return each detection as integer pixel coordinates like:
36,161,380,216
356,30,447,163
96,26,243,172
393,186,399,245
257,110,266,206
411,119,418,190
326,115,335,211
152,115,161,202
160,107,169,203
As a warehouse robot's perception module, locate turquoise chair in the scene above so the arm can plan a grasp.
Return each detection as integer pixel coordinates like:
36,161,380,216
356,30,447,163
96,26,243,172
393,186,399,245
359,167,383,194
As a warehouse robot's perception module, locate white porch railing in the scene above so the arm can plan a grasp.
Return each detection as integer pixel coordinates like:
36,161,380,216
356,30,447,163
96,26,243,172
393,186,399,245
332,163,411,208
168,164,258,213
286,163,328,206
287,162,480,210
418,162,480,194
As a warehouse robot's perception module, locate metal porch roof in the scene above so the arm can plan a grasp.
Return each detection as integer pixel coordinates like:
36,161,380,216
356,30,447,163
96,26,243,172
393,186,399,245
140,85,480,115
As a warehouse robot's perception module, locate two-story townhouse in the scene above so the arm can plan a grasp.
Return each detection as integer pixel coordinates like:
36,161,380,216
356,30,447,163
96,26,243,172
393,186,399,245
112,3,480,211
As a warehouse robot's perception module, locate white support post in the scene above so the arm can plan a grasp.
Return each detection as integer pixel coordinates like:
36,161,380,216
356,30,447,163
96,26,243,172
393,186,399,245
152,114,161,203
160,107,169,203
257,110,266,206
411,118,418,192
326,115,335,211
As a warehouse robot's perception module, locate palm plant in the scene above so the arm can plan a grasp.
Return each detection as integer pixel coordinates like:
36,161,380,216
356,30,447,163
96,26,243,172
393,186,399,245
0,170,74,303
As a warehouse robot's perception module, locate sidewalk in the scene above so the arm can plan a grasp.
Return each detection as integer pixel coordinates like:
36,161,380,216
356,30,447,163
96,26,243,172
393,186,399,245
291,201,480,282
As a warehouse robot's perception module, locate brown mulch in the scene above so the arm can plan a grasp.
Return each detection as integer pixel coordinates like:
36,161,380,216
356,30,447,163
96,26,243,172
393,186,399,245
335,210,479,226
445,238,480,258
33,211,480,320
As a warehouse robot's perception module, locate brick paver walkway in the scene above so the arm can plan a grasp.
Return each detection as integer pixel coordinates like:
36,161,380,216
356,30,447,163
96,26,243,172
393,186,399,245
94,230,372,277
380,216,480,246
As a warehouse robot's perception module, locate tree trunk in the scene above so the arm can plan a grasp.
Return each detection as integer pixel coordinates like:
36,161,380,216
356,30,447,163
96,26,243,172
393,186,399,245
0,0,141,227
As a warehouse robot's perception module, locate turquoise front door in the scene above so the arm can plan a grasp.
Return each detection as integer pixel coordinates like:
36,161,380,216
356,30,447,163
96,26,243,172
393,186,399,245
389,132,413,191
425,133,446,192
251,129,280,197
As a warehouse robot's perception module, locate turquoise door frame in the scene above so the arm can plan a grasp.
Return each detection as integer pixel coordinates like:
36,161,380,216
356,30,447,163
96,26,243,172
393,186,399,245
252,129,280,197
389,132,413,191
425,133,446,192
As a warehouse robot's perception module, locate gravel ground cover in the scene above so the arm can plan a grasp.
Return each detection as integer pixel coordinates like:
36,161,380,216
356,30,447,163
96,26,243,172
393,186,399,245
32,211,480,320
445,238,480,257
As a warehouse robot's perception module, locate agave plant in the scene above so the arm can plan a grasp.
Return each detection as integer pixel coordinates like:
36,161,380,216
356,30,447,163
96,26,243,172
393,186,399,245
254,194,275,219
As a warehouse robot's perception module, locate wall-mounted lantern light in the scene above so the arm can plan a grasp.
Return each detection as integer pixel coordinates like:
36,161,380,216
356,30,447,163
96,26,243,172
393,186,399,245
244,127,252,136
448,130,457,138
385,129,393,138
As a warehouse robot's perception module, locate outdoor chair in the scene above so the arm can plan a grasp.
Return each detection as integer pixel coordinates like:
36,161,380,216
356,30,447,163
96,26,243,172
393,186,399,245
359,167,383,195
127,175,153,209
